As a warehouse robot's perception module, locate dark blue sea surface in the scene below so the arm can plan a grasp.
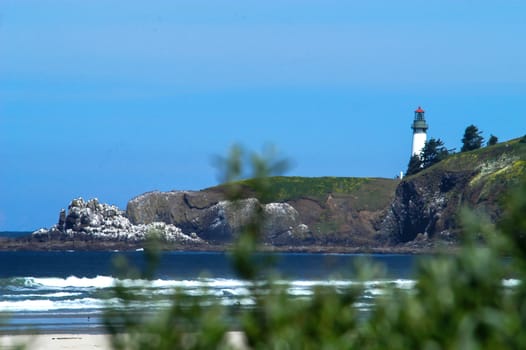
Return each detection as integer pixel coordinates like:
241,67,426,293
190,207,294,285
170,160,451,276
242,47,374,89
0,231,31,238
0,251,418,279
0,250,424,334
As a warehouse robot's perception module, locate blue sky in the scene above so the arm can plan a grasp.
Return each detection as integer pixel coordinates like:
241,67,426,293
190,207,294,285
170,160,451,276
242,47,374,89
1,1,525,231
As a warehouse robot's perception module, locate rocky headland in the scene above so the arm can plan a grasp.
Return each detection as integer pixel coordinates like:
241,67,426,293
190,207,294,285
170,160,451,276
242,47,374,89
3,138,525,252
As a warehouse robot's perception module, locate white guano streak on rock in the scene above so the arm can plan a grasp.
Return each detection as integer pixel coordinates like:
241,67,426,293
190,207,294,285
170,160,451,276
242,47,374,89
33,197,202,244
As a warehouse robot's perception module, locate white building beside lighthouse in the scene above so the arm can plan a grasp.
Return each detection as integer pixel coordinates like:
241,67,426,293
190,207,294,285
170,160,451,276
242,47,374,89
411,106,428,157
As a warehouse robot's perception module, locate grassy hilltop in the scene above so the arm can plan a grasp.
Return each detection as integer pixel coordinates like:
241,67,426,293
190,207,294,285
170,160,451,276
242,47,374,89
411,136,526,181
228,136,525,203
230,176,399,210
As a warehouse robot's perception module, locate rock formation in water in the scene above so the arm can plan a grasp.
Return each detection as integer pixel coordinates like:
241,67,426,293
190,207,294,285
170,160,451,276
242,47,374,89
32,198,203,245
30,195,312,248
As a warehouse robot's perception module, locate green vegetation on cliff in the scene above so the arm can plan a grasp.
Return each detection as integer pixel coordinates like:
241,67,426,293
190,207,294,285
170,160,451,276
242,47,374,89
411,137,526,201
426,137,526,174
232,138,525,208
234,176,399,210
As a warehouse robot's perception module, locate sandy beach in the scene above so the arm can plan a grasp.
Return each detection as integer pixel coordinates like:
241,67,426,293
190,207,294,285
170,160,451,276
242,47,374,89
0,334,112,350
1,332,248,349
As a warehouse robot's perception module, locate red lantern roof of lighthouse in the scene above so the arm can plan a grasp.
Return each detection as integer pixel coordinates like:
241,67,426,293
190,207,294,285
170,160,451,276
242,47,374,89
415,106,425,113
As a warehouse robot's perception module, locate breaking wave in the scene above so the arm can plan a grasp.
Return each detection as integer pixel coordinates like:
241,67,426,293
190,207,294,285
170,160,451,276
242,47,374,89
0,275,422,313
2,275,520,314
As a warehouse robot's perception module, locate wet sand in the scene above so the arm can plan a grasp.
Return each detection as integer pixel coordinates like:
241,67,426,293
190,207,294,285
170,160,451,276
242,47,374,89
0,333,112,349
1,332,248,349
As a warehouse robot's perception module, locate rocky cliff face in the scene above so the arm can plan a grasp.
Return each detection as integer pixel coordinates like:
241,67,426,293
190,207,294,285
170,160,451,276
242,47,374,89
379,171,473,243
126,191,311,245
124,177,400,247
379,142,526,244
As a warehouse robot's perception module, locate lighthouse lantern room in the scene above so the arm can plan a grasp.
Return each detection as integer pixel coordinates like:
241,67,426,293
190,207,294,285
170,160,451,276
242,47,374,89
411,106,428,157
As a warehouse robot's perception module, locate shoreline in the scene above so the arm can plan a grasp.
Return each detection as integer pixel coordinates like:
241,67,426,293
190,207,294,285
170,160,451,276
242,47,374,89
1,332,248,350
0,242,447,255
0,236,454,255
0,333,112,350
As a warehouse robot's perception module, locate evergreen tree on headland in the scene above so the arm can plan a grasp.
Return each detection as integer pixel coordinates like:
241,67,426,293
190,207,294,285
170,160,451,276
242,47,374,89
461,124,484,152
406,154,423,176
487,134,498,146
421,138,449,169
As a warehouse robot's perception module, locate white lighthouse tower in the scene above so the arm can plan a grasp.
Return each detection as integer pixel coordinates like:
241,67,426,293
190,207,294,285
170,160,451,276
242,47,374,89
411,106,428,157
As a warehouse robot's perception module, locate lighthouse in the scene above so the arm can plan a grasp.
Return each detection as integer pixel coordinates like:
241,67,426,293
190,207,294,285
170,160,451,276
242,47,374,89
411,106,428,157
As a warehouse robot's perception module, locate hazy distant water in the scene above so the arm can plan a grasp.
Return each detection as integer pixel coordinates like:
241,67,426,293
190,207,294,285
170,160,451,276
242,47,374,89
0,237,423,334
0,231,32,238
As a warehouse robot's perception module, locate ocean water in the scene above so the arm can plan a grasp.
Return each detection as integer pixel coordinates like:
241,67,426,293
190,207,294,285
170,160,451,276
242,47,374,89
0,235,423,334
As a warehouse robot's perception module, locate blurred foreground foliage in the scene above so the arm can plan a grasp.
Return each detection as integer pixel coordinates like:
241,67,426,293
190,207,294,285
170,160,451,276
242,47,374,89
104,146,526,350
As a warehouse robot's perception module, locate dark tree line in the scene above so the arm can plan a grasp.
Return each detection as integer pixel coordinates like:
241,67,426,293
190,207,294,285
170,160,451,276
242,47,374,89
406,124,498,176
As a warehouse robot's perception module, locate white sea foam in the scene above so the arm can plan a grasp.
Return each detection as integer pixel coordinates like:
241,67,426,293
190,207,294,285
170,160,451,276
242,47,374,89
31,276,114,289
21,276,183,290
0,298,105,312
503,278,521,287
363,279,416,288
287,287,314,296
0,296,174,313
393,279,417,289
3,292,82,298
0,276,429,313
8,276,422,295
